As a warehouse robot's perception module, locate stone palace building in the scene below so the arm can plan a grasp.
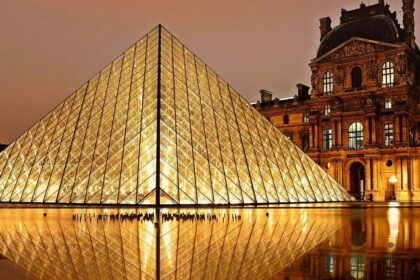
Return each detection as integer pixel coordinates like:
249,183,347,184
254,0,420,201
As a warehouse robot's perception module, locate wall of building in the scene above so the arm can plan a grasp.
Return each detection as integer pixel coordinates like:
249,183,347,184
254,1,420,201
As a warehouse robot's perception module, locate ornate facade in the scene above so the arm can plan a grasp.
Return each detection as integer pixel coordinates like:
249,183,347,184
254,0,420,201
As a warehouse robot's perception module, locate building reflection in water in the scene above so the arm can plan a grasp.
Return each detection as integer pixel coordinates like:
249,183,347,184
278,207,420,280
0,208,342,280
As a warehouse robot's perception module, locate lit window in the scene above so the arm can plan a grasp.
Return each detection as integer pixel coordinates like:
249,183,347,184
385,258,395,278
384,123,394,146
350,256,365,279
384,97,392,109
303,112,310,123
349,122,363,150
324,104,331,116
382,61,394,87
323,71,333,94
325,255,335,273
283,115,289,124
323,129,333,150
351,67,362,88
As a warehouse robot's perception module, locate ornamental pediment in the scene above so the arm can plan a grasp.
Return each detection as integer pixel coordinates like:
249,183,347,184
313,38,401,62
332,40,376,58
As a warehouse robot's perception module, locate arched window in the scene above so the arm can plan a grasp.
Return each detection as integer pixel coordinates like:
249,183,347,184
283,115,289,124
323,71,333,94
382,61,394,87
350,256,365,279
349,122,363,150
351,67,362,88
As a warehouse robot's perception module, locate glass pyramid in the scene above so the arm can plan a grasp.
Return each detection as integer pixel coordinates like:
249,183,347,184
0,25,352,205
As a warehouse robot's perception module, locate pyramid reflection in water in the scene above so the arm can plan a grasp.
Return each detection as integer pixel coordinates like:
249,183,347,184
0,208,342,280
0,25,351,205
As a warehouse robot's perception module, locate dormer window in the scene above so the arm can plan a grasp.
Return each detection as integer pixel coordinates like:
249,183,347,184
382,61,394,87
351,67,362,88
323,71,333,95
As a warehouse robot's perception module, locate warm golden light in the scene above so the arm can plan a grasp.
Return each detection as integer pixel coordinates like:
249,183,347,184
0,208,341,280
0,26,351,206
389,176,397,184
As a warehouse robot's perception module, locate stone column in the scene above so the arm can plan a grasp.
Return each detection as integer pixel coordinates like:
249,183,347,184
368,117,372,145
334,159,344,185
337,120,342,146
371,117,377,145
365,158,371,191
309,124,314,149
395,116,401,143
333,120,338,147
408,157,413,191
371,158,377,190
402,157,408,190
397,157,402,191
364,118,371,148
402,115,409,143
314,123,319,149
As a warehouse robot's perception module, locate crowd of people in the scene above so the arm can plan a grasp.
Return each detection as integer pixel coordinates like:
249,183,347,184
72,212,155,222
161,212,241,222
71,212,242,223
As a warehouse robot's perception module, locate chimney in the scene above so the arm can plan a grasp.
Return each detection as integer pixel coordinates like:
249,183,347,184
319,17,332,41
260,89,273,103
296,84,310,101
402,0,416,49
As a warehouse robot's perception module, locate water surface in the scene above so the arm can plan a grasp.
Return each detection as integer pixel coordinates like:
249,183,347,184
0,205,418,279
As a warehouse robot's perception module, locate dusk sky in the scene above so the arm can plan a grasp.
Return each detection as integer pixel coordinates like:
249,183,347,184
0,0,419,143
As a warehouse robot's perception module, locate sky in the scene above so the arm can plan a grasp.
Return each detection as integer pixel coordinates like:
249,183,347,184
0,0,419,143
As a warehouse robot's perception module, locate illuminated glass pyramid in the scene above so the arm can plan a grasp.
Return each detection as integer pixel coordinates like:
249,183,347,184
0,25,352,205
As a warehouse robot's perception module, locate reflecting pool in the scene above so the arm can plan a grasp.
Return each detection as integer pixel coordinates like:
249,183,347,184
278,206,420,279
0,205,419,279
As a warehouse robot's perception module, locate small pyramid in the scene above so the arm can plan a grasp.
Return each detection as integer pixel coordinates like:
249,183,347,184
0,25,352,205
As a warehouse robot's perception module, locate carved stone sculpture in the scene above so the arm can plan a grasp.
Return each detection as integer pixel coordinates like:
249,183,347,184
333,41,376,58
311,70,319,90
335,66,345,85
395,54,408,76
368,60,378,82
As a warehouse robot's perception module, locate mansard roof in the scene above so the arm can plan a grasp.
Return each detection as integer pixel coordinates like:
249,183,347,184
317,2,404,57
